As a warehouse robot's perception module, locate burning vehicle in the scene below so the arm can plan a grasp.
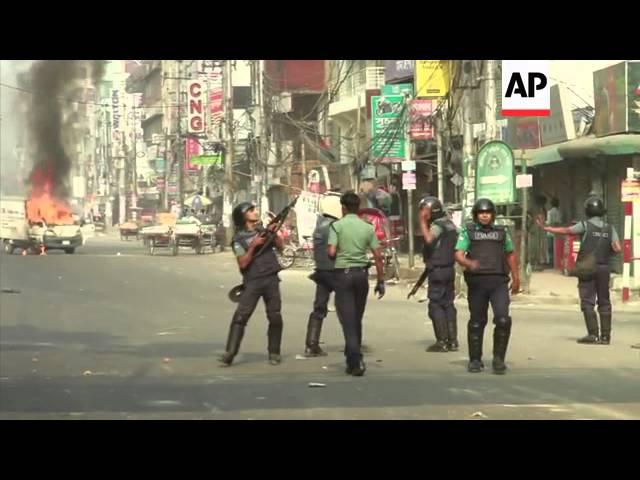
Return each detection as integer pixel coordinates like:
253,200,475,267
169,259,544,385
1,165,83,255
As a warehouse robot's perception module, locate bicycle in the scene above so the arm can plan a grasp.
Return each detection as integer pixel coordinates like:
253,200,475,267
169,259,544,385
279,236,315,270
370,236,402,282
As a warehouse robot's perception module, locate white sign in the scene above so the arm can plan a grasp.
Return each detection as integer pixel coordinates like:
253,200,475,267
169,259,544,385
516,174,533,189
401,160,416,171
402,171,416,190
501,60,550,117
187,80,205,134
151,134,165,145
294,191,321,243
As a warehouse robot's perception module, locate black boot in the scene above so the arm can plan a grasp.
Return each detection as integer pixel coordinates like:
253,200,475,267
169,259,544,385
467,321,485,373
219,323,245,366
577,310,599,344
267,321,283,365
492,317,512,375
599,313,612,345
445,307,459,352
346,356,366,376
304,317,327,357
427,315,447,353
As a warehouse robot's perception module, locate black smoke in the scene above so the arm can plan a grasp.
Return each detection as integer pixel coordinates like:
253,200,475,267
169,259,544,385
27,60,105,199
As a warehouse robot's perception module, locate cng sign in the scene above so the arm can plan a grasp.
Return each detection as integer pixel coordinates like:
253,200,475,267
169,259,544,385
501,60,550,117
187,80,205,134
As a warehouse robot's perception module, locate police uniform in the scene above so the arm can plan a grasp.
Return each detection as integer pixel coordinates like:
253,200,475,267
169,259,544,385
420,197,459,353
328,212,380,375
305,197,342,357
219,203,283,366
456,199,515,374
569,200,619,345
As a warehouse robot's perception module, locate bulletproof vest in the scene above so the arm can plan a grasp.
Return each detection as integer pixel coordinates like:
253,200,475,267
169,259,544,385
423,218,457,267
313,215,336,271
465,224,508,276
579,221,612,265
234,227,281,281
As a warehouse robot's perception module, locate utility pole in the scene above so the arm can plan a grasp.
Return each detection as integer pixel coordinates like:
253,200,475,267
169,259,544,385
176,60,185,210
405,94,415,269
436,114,444,202
461,67,475,222
484,60,498,142
300,129,307,190
223,60,235,242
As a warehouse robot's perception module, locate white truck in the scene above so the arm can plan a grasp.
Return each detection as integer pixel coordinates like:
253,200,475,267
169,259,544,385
1,196,83,254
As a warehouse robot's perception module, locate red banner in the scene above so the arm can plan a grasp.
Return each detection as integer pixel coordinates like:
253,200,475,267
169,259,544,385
184,138,202,171
209,72,224,131
410,99,434,140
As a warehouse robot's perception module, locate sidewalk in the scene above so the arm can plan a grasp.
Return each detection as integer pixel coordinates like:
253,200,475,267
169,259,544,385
396,254,640,313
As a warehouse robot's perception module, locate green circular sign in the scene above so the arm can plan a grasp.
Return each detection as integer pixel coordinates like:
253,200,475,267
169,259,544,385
475,141,516,205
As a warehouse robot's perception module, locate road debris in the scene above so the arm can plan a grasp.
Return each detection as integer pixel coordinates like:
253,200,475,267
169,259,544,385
1,288,21,294
295,354,308,360
163,357,172,363
470,411,488,419
256,397,266,400
83,370,92,376
308,382,326,388
156,331,178,336
32,357,39,363
322,366,328,370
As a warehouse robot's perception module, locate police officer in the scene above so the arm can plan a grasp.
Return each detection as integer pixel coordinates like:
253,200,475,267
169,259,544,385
327,192,385,376
304,195,343,357
454,198,520,374
419,196,459,352
537,196,621,344
219,202,285,366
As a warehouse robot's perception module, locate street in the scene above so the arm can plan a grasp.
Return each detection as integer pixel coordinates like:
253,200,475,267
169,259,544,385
1,235,639,420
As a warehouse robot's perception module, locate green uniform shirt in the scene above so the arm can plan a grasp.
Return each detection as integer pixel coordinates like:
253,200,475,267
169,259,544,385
328,213,379,268
455,223,514,253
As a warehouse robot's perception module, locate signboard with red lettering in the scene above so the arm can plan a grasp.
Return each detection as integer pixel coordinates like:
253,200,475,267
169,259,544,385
187,80,205,134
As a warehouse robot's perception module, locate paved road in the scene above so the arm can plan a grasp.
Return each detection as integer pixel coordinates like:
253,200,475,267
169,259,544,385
1,236,639,419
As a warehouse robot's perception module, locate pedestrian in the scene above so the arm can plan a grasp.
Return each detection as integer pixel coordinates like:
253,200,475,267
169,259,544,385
545,197,562,266
454,198,520,374
327,192,386,376
536,196,621,345
303,195,342,357
418,196,459,352
219,202,285,366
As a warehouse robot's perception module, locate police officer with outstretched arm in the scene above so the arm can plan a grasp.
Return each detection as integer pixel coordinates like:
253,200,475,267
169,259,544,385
419,196,459,352
454,198,520,374
537,196,621,344
303,195,343,357
327,192,385,377
219,202,285,366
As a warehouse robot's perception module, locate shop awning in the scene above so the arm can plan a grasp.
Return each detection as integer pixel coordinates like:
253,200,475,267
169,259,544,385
512,144,563,168
557,134,640,159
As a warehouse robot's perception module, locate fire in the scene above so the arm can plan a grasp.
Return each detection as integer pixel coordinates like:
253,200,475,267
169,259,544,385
26,163,73,225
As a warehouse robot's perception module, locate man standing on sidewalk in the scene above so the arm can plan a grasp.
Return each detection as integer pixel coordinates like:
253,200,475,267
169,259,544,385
419,196,459,353
536,196,621,345
545,197,562,267
455,198,520,374
328,192,385,377
303,195,342,357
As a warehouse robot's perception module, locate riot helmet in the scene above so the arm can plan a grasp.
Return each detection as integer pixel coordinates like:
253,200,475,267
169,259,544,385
472,198,496,222
419,195,445,220
584,196,606,218
232,202,255,229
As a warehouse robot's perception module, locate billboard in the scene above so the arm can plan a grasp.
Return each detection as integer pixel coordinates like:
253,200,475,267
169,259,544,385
410,99,434,140
628,61,640,132
507,117,541,150
385,60,414,83
371,95,406,162
475,141,516,205
539,84,577,146
593,62,627,136
415,60,450,98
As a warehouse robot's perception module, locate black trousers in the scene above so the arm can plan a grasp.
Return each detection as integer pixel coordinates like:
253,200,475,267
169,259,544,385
427,266,456,327
231,274,283,353
465,274,510,327
309,270,335,323
333,268,369,367
578,264,612,314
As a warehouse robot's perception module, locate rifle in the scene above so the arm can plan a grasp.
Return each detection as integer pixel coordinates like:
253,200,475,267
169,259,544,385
407,267,429,300
229,196,299,303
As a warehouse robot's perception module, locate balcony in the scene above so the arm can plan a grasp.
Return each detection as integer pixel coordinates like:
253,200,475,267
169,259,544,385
329,67,385,117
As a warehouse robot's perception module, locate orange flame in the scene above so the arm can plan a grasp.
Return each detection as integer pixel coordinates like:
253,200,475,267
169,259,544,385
26,163,73,225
